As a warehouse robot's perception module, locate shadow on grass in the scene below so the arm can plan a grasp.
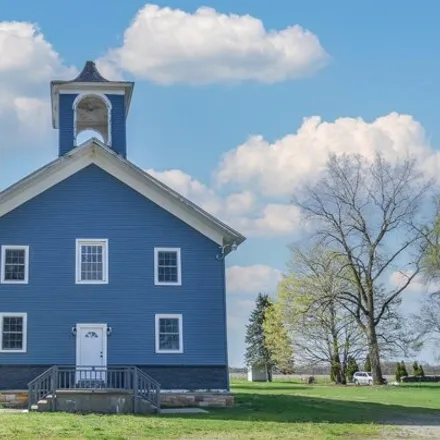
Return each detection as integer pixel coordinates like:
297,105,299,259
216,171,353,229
162,393,440,426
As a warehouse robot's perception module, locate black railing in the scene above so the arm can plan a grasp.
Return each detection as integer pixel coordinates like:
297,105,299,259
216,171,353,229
28,366,161,412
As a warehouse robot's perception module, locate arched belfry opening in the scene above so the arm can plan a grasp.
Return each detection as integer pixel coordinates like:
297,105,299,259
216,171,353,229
73,94,112,146
51,60,134,157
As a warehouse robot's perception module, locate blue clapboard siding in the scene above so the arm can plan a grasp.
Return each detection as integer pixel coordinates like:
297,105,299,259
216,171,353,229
58,94,127,157
0,165,227,366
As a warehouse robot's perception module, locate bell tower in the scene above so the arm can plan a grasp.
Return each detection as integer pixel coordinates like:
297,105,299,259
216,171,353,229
50,61,134,157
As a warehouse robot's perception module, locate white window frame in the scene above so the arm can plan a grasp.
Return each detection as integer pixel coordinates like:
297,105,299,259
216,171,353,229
1,245,29,284
155,314,183,354
154,247,182,286
75,239,109,284
0,313,27,353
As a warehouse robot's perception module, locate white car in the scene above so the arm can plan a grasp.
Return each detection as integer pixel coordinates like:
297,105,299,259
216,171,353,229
352,372,373,385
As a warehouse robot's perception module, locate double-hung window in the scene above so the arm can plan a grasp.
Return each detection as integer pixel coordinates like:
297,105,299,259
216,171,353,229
76,239,108,284
1,245,29,284
154,248,181,286
0,313,27,353
155,314,183,353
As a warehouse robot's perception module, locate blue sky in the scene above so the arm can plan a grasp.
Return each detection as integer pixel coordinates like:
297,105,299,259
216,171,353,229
1,1,440,366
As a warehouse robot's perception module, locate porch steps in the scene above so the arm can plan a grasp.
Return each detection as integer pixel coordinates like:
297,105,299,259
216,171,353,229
28,366,161,414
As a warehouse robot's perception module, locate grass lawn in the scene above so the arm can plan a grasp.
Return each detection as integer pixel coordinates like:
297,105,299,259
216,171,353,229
0,380,439,439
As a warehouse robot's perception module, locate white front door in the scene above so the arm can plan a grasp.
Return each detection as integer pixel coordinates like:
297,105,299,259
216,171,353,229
76,324,107,383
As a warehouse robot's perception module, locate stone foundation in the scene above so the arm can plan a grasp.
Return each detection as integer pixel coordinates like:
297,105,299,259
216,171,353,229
0,390,28,409
0,390,234,410
0,365,229,390
161,392,234,408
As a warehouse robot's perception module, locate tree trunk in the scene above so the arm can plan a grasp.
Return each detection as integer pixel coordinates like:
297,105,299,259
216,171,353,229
266,365,273,382
340,360,347,385
366,319,384,385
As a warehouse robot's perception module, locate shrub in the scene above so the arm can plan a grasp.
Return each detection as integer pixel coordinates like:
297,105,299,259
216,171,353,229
402,375,440,383
395,362,402,382
346,357,359,382
400,361,408,377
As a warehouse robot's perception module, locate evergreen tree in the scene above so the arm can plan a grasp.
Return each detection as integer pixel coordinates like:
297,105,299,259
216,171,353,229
400,361,408,377
395,362,402,382
346,357,359,382
412,361,419,376
244,293,275,381
364,354,372,372
412,361,425,377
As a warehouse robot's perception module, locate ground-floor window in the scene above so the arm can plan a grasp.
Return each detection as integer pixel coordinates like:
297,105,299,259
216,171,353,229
155,314,183,353
0,312,27,353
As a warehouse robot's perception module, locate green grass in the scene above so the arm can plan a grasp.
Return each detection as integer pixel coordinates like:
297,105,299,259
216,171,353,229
0,380,439,439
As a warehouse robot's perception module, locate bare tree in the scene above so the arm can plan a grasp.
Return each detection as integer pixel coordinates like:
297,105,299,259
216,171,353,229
277,246,366,384
293,153,432,384
414,293,440,347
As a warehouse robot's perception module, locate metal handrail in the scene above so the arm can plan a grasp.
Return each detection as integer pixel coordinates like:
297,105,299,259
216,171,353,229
133,367,161,412
27,365,161,412
27,366,57,410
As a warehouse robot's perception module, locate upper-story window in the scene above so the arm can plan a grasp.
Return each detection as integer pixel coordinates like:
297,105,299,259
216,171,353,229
76,239,108,284
154,248,181,286
0,313,27,353
1,245,29,284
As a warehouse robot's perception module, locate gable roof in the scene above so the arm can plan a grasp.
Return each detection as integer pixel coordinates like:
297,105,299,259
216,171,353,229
0,140,246,251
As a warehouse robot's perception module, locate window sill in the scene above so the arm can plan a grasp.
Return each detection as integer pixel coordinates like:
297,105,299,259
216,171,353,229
0,280,28,285
154,282,182,286
155,350,184,354
0,350,27,353
75,280,108,285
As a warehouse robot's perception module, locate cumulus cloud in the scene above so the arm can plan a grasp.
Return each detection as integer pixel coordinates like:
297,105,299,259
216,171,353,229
0,21,75,148
147,168,302,237
215,113,440,197
99,4,328,85
226,264,282,294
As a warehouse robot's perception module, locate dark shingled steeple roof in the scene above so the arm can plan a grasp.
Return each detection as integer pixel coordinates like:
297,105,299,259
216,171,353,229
72,61,109,82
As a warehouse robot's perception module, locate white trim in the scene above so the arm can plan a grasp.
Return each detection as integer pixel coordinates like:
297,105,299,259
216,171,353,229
60,89,125,95
0,141,245,247
73,93,112,146
51,82,133,129
155,314,183,354
0,313,27,353
75,239,109,284
154,247,182,286
75,323,108,367
0,246,29,284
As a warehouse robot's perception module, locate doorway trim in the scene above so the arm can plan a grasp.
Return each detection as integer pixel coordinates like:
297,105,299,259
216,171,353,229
75,323,108,367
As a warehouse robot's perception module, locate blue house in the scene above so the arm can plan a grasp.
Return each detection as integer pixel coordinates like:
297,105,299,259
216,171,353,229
0,62,245,409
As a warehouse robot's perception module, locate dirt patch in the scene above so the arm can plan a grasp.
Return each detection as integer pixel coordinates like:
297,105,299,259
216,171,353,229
380,413,440,439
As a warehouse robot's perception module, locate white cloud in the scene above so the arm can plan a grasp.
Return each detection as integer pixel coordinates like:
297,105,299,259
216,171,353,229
99,4,328,85
389,271,427,294
0,21,76,148
215,113,440,197
226,264,282,294
147,168,301,237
